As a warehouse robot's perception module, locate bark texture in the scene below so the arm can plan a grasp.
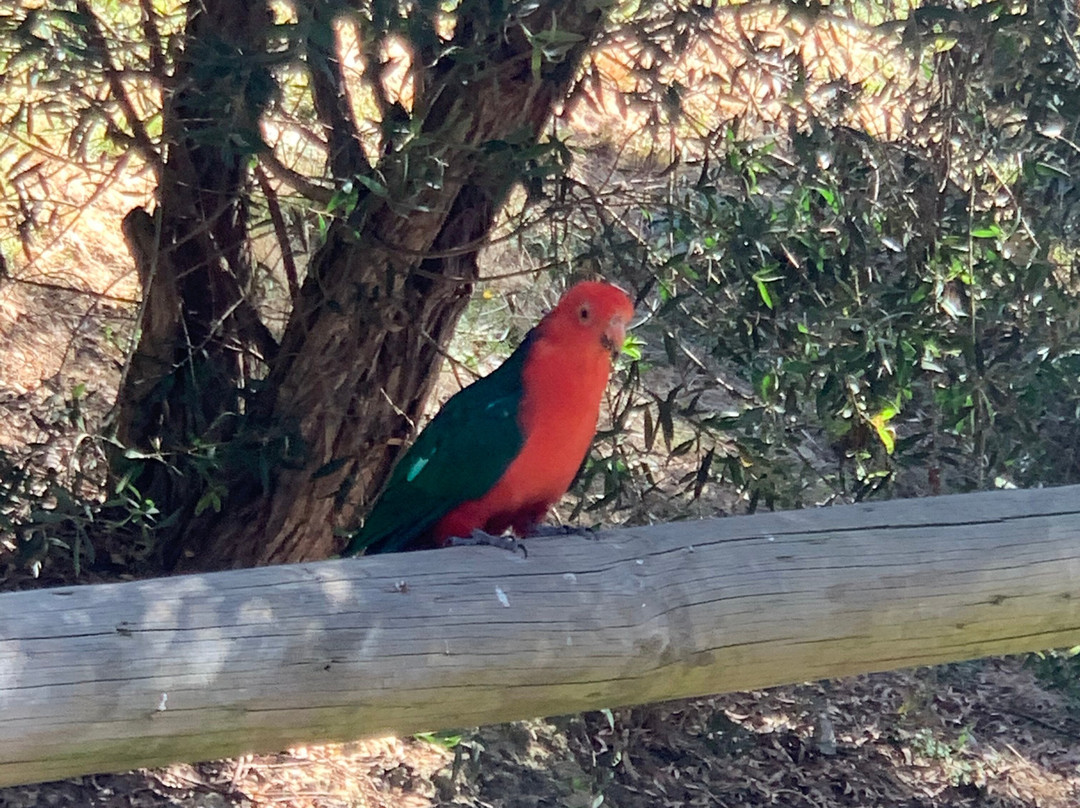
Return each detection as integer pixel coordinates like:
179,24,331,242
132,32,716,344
114,0,275,564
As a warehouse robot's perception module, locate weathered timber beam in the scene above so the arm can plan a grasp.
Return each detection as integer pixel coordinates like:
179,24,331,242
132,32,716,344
3,485,1080,787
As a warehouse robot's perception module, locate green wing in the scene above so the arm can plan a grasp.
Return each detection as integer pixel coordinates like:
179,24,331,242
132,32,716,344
343,334,533,555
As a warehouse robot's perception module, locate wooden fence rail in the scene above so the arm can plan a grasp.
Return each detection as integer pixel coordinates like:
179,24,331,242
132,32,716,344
3,485,1080,787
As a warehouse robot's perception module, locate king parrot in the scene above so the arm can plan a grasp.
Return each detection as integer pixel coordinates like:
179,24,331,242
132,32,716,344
344,280,635,555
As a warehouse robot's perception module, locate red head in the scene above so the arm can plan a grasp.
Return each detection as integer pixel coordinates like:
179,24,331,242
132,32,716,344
541,281,635,361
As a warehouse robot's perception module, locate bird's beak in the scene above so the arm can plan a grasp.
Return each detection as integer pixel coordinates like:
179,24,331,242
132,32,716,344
603,317,628,361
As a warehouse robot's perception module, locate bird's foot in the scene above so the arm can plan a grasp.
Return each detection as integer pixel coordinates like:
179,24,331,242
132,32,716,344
449,529,528,559
527,524,600,540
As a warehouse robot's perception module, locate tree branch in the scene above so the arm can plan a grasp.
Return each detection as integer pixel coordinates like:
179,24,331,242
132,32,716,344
73,0,161,169
137,0,165,77
254,165,301,305
304,2,368,178
257,148,333,205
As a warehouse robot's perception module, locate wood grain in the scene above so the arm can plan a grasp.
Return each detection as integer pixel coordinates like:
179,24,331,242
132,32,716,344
3,485,1080,786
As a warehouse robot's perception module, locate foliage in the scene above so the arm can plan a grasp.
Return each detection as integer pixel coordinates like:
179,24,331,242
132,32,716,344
1026,646,1080,708
901,726,982,788
0,385,159,580
2,0,613,568
535,0,1080,520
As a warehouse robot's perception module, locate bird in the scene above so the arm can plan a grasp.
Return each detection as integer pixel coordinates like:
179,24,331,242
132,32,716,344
344,280,635,555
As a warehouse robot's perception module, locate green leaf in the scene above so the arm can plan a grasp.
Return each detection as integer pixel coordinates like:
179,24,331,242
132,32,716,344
194,487,223,517
755,277,773,309
353,173,389,198
758,371,775,399
870,410,897,454
621,333,644,361
414,730,463,749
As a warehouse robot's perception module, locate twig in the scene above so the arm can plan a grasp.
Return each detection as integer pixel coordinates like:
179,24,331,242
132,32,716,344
254,165,301,305
137,0,165,76
1,277,138,306
73,0,162,169
258,148,333,206
1001,711,1080,742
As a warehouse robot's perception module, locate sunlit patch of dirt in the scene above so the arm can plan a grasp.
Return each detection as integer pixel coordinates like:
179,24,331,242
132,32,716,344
0,160,148,398
2,158,150,299
0,738,450,808
0,160,148,456
228,737,452,808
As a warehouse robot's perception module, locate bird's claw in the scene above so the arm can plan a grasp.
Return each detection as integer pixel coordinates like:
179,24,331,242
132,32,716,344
449,529,528,558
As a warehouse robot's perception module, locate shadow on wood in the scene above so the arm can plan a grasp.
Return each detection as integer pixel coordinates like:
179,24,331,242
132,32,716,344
3,485,1080,787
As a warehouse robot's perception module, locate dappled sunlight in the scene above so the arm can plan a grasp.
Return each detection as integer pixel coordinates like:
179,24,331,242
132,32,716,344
226,736,451,807
0,160,149,402
569,4,919,150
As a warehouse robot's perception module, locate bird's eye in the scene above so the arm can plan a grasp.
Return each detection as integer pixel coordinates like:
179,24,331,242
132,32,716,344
579,305,590,322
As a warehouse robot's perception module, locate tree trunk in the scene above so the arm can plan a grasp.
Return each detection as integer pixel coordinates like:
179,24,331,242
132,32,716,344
178,1,607,569
114,0,275,564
